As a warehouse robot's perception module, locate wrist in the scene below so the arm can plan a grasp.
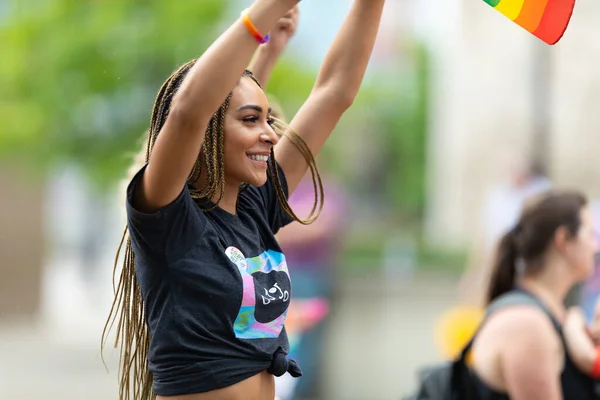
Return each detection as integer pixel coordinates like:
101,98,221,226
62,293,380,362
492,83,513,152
244,0,297,44
248,46,278,75
259,42,285,58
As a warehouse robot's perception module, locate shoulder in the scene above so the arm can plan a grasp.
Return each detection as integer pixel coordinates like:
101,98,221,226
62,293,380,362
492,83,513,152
484,305,562,363
126,165,209,255
489,305,558,337
474,305,564,399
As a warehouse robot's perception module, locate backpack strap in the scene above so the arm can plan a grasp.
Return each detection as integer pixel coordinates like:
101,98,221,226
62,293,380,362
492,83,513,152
457,288,562,362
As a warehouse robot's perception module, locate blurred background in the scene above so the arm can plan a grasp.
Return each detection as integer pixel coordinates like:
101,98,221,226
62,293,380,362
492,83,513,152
2,0,600,399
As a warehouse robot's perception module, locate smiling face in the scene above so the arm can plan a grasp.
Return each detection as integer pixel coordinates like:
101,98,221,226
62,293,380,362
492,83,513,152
222,76,279,187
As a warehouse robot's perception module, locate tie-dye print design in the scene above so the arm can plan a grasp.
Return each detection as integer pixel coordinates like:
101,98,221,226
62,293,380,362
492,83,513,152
233,249,291,339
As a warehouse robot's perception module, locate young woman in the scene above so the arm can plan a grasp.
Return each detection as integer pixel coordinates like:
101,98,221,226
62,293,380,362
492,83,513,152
470,191,599,399
102,0,386,399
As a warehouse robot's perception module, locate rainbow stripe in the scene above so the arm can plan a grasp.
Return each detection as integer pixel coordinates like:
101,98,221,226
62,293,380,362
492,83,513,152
484,0,576,44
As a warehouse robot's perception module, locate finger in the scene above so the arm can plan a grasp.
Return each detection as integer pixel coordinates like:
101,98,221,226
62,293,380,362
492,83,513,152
278,16,294,25
588,327,600,345
283,8,296,18
277,18,295,31
566,306,584,319
281,7,297,21
570,306,586,316
589,325,600,337
282,6,299,24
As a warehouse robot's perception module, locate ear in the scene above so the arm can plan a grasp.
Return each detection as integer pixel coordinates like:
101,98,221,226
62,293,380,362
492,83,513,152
553,226,571,252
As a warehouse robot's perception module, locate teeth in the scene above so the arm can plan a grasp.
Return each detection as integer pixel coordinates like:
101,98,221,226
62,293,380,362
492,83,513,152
247,154,269,162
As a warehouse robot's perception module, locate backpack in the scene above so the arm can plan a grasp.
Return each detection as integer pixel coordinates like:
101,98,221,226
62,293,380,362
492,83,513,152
404,290,575,400
403,330,480,400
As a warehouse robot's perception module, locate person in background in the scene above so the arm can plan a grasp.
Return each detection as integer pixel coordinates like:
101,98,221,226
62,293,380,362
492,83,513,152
471,191,599,399
436,157,553,360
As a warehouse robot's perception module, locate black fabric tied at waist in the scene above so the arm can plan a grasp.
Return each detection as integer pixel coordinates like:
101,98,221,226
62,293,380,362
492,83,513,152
267,348,302,378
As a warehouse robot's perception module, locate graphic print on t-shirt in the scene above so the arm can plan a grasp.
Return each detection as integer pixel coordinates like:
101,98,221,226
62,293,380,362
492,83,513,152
227,248,291,339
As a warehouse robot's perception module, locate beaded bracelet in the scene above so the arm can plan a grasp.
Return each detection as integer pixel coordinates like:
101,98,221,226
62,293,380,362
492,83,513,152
240,8,270,44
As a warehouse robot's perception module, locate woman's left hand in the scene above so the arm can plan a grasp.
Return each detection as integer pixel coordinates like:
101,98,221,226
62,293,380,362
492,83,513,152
263,5,299,55
564,307,597,374
587,297,600,345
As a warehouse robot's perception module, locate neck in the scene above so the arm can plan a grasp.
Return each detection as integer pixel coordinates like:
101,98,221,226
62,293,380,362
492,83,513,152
517,263,574,322
212,181,240,215
193,173,241,215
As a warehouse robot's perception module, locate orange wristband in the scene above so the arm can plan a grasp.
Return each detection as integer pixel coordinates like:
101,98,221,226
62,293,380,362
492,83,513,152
240,9,270,44
591,347,600,378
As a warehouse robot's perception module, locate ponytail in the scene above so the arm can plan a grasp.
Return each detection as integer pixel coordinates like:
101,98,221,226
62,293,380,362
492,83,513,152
487,227,520,303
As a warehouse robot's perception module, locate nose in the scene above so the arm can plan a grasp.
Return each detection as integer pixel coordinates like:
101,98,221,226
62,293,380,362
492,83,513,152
260,125,280,146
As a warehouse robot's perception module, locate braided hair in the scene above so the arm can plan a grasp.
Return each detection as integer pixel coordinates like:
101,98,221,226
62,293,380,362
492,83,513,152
101,61,324,399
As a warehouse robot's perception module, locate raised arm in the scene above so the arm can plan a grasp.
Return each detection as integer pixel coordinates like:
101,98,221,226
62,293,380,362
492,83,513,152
248,6,299,88
138,0,298,212
275,0,385,194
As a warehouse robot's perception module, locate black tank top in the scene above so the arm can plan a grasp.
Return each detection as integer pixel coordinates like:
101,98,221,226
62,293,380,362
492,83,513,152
473,289,599,400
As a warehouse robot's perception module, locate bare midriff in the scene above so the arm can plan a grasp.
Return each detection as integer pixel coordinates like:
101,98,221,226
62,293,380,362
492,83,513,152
156,371,275,400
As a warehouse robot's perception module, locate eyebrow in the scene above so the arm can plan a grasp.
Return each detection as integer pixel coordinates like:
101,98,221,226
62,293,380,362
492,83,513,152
236,105,272,114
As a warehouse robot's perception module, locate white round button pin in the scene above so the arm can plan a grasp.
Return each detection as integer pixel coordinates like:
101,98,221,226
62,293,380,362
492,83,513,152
225,246,247,269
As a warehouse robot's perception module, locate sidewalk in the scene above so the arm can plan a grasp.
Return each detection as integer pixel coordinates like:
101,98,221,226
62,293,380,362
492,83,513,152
0,272,459,400
0,319,118,399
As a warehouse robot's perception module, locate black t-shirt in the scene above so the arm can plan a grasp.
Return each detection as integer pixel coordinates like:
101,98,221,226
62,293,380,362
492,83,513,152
126,163,301,396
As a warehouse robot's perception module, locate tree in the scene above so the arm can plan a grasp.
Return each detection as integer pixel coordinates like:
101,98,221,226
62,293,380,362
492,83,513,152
0,0,227,188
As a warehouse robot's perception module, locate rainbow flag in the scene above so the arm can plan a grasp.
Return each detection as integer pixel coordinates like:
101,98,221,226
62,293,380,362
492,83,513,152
484,0,576,45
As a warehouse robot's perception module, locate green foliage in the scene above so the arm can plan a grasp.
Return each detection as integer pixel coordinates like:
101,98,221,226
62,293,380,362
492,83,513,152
1,1,430,222
262,56,316,115
376,43,429,221
1,0,227,188
340,229,467,276
324,42,430,222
